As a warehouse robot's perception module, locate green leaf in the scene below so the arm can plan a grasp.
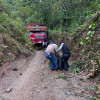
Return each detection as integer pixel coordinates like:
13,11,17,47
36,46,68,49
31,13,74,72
87,31,91,35
91,31,95,35
86,37,90,40
76,68,80,73
89,25,92,29
87,39,91,43
92,97,98,100
56,75,63,79
79,40,85,45
92,86,97,91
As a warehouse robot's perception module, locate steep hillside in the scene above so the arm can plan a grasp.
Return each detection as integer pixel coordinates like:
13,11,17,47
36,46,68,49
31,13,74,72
0,0,33,66
0,33,20,65
0,33,33,66
68,13,100,99
70,13,100,68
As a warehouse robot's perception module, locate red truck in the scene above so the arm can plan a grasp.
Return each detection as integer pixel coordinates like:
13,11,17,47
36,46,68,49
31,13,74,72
25,23,48,45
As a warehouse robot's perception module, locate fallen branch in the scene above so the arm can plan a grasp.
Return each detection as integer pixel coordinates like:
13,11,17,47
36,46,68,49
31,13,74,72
87,60,100,79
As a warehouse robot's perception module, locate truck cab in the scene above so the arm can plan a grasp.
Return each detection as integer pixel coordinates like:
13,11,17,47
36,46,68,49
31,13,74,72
25,23,48,45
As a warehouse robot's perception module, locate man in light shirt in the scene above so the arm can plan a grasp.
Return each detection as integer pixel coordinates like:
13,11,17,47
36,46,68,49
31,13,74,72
45,42,58,70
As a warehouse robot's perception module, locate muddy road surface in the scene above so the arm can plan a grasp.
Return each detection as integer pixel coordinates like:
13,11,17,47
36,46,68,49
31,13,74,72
0,50,93,100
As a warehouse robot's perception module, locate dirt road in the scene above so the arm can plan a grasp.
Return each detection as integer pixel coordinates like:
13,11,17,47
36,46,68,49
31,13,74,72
0,50,93,100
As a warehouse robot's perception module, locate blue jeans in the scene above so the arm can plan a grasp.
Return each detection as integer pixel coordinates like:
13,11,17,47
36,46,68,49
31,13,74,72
45,53,58,70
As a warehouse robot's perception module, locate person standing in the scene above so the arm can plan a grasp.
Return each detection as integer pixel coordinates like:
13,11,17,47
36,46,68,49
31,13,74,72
45,42,58,70
58,42,71,71
42,37,48,47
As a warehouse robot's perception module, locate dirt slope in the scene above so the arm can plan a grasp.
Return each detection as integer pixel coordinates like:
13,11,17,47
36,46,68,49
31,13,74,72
0,50,94,100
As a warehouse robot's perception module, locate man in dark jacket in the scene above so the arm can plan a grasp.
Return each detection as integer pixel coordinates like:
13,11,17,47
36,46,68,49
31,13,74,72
58,42,71,71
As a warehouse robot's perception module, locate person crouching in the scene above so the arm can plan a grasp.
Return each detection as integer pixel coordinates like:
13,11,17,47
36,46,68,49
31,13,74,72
45,42,58,70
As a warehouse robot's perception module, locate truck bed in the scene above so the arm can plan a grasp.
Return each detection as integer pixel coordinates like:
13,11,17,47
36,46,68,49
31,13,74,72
25,23,47,31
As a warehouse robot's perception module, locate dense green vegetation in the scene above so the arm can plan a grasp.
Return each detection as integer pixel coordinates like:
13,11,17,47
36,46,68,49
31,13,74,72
5,0,100,34
1,0,100,35
0,0,33,47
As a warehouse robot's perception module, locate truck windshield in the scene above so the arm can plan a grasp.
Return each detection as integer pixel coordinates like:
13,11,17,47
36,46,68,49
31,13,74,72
30,31,44,34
